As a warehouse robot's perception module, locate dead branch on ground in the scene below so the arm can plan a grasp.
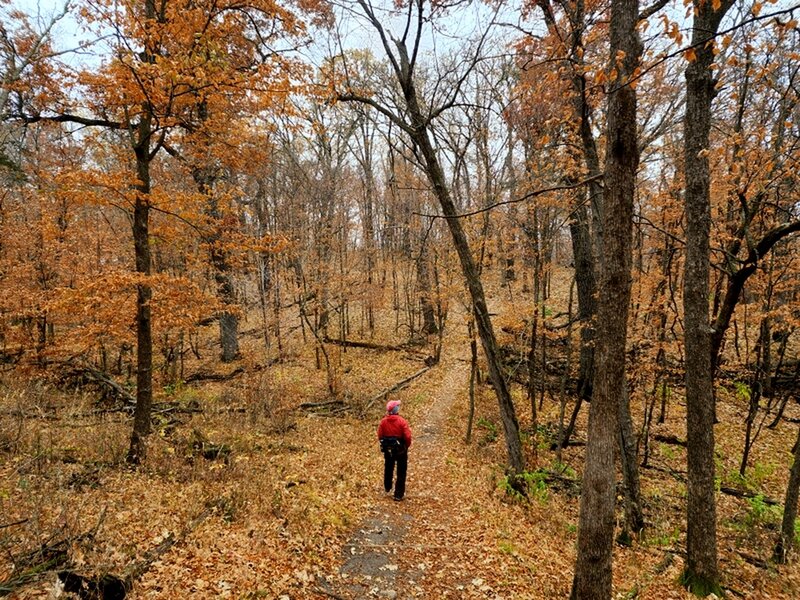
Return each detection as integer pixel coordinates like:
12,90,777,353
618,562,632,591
364,366,433,412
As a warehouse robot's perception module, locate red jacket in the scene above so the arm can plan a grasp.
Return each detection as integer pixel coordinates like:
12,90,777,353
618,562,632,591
377,414,412,449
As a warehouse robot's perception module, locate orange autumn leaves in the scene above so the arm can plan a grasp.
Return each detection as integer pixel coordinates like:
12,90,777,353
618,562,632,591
0,0,326,367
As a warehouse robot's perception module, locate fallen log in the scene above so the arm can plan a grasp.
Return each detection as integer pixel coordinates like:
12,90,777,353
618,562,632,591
365,366,432,411
55,499,222,600
184,366,245,383
183,359,281,384
153,399,203,415
1,540,69,596
548,439,587,450
0,409,59,420
58,571,126,600
720,486,780,506
300,399,349,417
300,400,351,417
299,400,346,410
543,473,581,496
0,348,23,365
1,510,106,597
56,362,135,408
300,367,434,417
0,519,28,530
641,463,688,481
322,337,407,352
737,551,770,569
654,433,687,447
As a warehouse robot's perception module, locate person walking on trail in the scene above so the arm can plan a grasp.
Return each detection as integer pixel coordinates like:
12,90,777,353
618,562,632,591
377,400,412,501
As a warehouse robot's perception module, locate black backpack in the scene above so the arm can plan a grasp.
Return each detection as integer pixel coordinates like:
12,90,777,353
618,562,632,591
380,436,405,458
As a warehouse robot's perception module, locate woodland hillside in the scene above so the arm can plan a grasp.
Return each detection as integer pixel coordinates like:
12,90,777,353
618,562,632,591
1,0,799,598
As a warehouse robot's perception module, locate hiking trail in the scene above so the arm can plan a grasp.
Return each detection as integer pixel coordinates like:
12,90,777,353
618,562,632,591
320,358,471,599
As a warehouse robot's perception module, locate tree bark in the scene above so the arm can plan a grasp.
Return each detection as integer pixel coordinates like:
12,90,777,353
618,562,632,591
466,320,477,444
571,0,640,596
570,208,596,401
556,281,575,464
618,383,644,542
127,125,154,465
774,422,800,563
202,181,240,363
191,98,240,364
125,0,161,464
681,0,733,593
417,242,438,335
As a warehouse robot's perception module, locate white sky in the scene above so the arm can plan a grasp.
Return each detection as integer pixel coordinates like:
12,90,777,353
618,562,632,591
10,0,531,70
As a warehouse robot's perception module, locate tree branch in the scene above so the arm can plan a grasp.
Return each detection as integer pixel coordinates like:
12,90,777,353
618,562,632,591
13,112,122,129
337,93,415,136
639,0,671,21
750,219,800,264
413,174,602,219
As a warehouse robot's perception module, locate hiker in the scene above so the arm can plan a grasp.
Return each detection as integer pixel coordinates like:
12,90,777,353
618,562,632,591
377,399,412,501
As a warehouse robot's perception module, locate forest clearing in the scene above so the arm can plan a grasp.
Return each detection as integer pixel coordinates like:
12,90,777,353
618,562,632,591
1,0,799,598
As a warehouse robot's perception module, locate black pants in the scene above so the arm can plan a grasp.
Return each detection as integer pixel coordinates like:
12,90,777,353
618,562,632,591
383,452,407,499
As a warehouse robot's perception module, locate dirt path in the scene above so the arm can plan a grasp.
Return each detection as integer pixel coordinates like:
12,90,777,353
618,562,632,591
320,359,469,599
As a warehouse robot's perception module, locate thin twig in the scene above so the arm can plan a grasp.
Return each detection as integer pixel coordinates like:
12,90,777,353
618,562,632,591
0,518,28,530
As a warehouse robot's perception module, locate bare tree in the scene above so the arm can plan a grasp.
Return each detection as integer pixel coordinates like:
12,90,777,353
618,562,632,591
336,0,524,474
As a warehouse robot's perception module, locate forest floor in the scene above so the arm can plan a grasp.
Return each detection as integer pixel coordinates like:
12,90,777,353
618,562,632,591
2,285,800,598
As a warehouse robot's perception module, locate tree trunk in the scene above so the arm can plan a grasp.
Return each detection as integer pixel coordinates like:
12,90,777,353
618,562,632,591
417,243,438,335
209,224,240,363
618,383,644,543
218,311,239,363
570,208,596,401
556,281,575,464
127,144,153,465
774,422,800,563
759,259,776,402
526,192,542,425
558,396,583,450
741,317,770,477
257,254,271,350
528,308,538,428
571,0,640,595
396,47,523,474
357,114,377,334
192,106,240,363
414,127,523,474
466,320,477,444
681,0,732,593
124,0,161,464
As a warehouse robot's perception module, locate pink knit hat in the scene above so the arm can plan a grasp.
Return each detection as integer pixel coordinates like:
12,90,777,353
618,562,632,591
386,400,401,414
